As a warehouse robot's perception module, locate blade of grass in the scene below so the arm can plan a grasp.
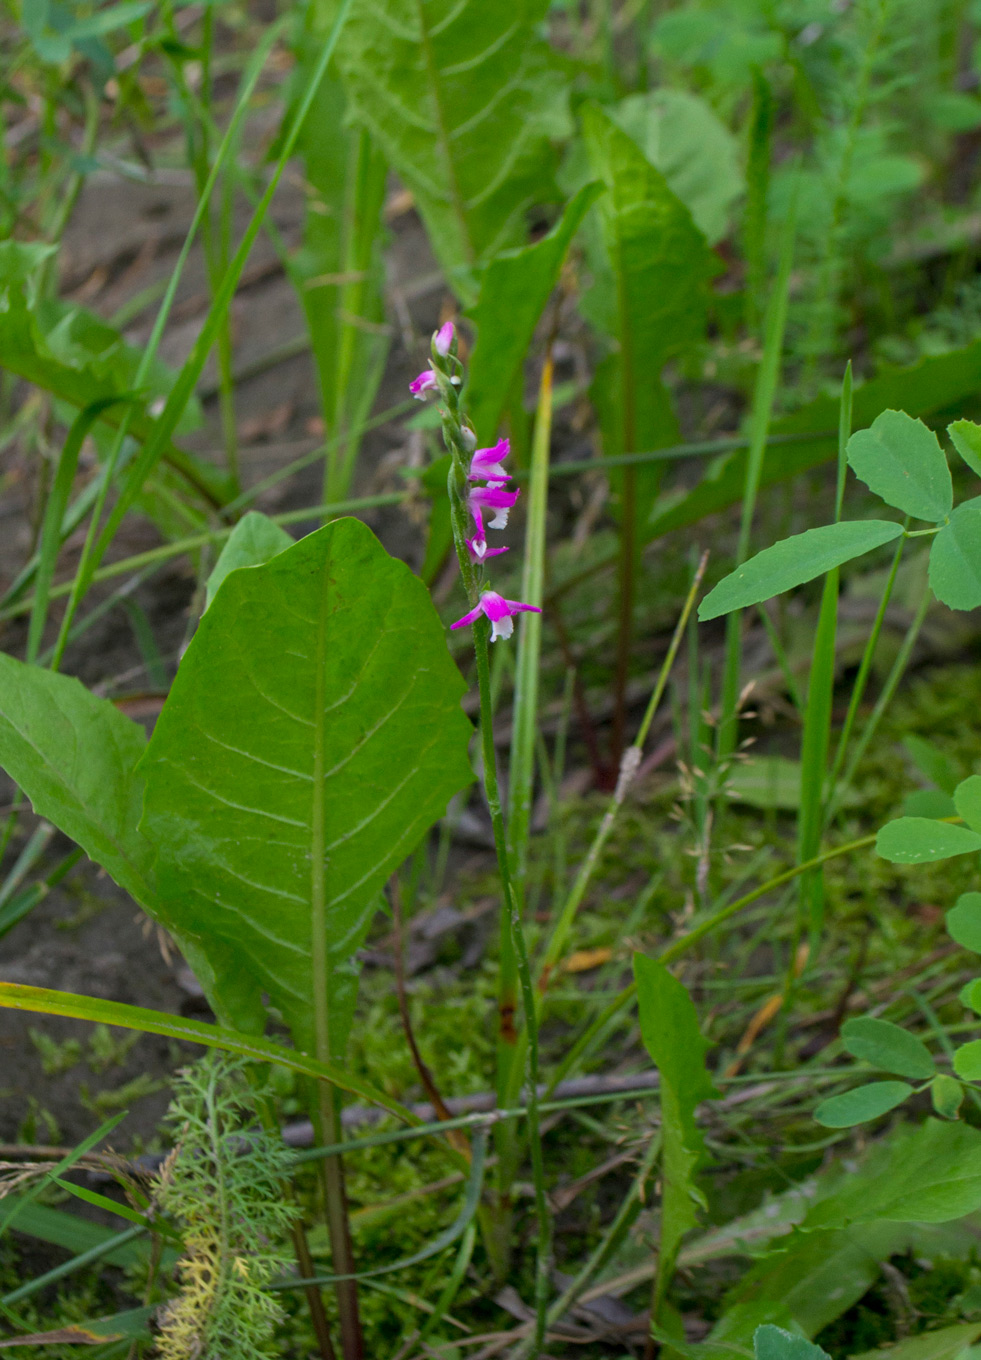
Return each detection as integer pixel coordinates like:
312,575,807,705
507,351,554,888
796,363,853,951
0,1111,127,1239
717,182,798,762
49,12,294,667
539,551,709,983
27,396,137,665
0,983,415,1124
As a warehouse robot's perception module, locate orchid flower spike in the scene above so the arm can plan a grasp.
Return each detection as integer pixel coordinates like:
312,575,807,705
468,437,510,484
451,590,541,642
434,321,455,356
409,369,438,399
469,483,520,534
465,534,509,563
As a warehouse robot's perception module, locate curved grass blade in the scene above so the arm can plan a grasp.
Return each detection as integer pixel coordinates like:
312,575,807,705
0,982,415,1123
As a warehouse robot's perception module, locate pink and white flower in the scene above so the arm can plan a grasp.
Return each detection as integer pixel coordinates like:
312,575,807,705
434,321,455,356
451,590,541,642
465,534,509,563
468,437,510,485
469,483,520,534
409,369,438,399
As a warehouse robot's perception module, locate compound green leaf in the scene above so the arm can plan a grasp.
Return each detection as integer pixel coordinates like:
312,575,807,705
960,980,981,1015
813,1081,912,1128
635,953,718,1306
329,0,567,299
205,512,294,610
930,501,981,610
841,1017,936,1079
754,1326,830,1360
946,891,981,953
948,419,981,478
846,410,952,521
955,776,981,832
931,1074,964,1120
466,182,602,443
140,519,474,1058
954,1040,981,1080
650,338,981,540
698,520,903,621
876,817,981,863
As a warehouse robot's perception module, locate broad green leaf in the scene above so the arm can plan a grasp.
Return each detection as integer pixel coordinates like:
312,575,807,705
205,512,294,610
754,1325,830,1360
292,44,389,501
946,892,981,952
948,419,981,477
0,657,260,1030
0,656,155,908
634,953,718,1307
707,1223,910,1353
581,102,718,538
840,1017,935,1079
852,1323,981,1360
954,1040,981,1080
876,817,981,863
466,182,602,443
607,90,744,245
650,339,981,540
956,776,981,832
804,1118,981,1224
931,1074,964,1120
0,243,216,495
901,789,957,818
930,501,981,610
140,519,474,1057
698,520,903,621
330,0,567,299
903,735,961,795
813,1080,912,1127
846,410,952,521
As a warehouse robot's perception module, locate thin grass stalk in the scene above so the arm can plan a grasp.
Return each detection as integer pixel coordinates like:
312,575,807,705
510,1133,662,1360
834,579,932,804
546,831,879,1096
823,532,907,821
508,352,555,886
324,127,389,506
539,552,708,985
795,363,852,952
52,3,351,659
47,18,288,668
717,186,798,762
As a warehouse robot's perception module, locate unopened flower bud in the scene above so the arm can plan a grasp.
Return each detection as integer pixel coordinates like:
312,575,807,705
434,321,455,356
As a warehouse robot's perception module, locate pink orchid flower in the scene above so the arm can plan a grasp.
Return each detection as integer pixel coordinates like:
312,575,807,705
410,369,438,399
465,534,509,563
451,590,541,642
434,321,455,356
467,437,510,484
469,483,520,534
